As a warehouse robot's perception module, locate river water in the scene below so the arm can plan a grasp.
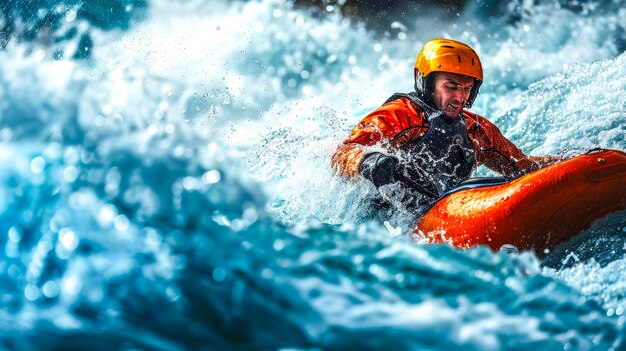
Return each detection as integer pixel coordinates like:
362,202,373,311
1,0,626,349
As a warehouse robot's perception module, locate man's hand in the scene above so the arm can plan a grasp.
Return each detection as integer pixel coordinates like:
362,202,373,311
359,152,399,187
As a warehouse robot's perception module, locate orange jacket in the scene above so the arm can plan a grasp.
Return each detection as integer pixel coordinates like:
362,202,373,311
332,97,556,179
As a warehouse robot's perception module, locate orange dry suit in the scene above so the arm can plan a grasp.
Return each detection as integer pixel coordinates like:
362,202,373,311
332,92,557,202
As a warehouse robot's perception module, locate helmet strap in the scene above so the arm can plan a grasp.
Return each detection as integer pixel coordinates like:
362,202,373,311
413,68,422,93
414,70,437,108
464,79,482,108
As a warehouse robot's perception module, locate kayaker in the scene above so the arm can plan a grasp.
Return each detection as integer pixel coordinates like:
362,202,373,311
331,38,559,209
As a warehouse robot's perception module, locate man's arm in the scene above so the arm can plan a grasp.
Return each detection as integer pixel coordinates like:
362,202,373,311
331,98,427,178
468,113,561,177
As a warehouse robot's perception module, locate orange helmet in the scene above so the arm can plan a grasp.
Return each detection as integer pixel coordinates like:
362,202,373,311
414,39,483,108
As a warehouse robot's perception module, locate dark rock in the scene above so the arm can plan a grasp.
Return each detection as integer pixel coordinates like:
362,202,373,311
294,0,467,29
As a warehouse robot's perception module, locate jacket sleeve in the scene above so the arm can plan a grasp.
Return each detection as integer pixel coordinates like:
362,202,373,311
331,98,426,178
468,113,561,177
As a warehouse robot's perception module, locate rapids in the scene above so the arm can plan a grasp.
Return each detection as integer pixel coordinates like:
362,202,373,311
0,0,625,349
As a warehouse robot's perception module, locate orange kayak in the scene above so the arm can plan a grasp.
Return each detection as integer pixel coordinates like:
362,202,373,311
415,149,626,254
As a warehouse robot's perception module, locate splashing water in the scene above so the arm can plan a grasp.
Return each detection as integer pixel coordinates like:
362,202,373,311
1,0,625,349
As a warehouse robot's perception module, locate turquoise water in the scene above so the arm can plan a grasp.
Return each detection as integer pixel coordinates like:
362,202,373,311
1,0,626,349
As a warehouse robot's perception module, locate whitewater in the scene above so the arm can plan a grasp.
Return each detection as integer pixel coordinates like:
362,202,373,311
0,0,625,349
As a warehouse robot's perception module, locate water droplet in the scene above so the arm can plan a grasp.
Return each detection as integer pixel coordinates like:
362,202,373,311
114,215,130,232
63,165,79,182
203,170,221,184
262,268,274,279
62,275,82,295
98,204,117,227
30,156,46,174
59,228,79,251
24,284,40,301
42,281,59,298
147,124,158,136
243,206,258,224
165,285,181,302
273,239,285,251
212,268,226,282
8,226,21,243
182,176,197,190
500,244,519,254
65,9,77,22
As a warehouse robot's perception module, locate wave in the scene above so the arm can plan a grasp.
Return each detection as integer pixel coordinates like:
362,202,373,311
1,0,625,349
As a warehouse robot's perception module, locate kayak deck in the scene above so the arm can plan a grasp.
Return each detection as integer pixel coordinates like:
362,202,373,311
415,149,626,254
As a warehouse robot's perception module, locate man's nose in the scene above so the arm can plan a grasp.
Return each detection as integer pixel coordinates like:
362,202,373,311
453,89,465,102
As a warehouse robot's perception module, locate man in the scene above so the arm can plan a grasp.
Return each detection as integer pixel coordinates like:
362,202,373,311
332,38,558,209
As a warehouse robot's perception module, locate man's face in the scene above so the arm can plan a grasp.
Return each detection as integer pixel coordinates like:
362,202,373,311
431,72,475,119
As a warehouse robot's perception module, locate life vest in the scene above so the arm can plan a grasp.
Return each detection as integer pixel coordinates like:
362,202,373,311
384,92,475,198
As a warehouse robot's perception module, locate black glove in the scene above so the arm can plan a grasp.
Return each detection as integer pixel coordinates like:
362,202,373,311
359,152,399,188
